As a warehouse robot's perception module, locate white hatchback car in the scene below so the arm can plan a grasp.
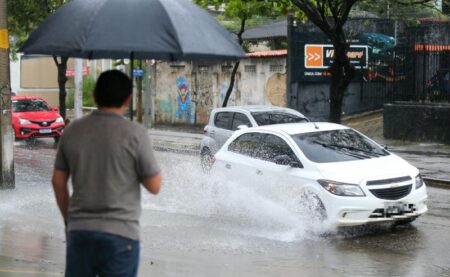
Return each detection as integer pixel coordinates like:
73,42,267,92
212,122,428,227
200,105,309,170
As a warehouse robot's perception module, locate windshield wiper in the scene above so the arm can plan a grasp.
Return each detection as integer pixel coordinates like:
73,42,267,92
312,141,370,159
326,143,385,157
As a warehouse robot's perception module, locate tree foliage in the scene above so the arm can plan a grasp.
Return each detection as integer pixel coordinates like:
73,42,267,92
7,0,66,53
7,0,70,119
355,0,447,20
194,0,288,107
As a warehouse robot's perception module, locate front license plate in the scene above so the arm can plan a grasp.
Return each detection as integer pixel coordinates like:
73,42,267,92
385,202,407,215
39,128,52,134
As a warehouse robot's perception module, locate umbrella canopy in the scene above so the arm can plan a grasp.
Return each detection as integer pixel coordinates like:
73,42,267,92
20,0,245,60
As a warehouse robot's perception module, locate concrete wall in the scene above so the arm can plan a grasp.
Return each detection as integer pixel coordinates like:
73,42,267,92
11,56,109,107
289,82,386,121
384,102,450,143
153,57,287,126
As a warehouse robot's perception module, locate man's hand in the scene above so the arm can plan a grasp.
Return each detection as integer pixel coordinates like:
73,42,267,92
142,173,162,195
52,169,70,225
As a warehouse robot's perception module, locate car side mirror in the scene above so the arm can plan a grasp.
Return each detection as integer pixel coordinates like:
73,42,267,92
237,125,249,130
52,107,59,112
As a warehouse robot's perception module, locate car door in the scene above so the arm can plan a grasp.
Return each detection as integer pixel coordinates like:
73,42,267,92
212,111,234,148
231,112,252,131
218,132,265,184
250,133,309,201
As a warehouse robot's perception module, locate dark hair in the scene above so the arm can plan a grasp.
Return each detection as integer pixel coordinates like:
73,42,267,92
94,70,132,108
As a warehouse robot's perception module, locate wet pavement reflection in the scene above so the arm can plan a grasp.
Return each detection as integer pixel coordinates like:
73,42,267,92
0,139,449,276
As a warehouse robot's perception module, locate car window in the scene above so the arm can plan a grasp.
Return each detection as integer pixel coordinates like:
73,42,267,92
228,132,265,157
12,100,51,112
214,112,233,130
256,134,298,163
231,113,251,131
251,111,308,126
292,129,390,163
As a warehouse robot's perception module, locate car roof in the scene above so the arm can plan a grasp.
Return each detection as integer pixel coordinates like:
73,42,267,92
11,96,44,101
242,122,349,135
212,105,301,113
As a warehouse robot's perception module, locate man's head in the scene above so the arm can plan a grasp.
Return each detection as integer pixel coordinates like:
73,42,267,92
94,70,132,108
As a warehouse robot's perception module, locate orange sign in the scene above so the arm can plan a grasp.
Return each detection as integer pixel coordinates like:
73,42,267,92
305,44,368,69
0,29,9,49
305,45,323,68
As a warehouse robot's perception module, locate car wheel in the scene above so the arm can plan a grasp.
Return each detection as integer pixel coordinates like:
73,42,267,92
53,136,61,144
200,148,214,173
393,217,417,226
300,191,327,223
25,137,36,146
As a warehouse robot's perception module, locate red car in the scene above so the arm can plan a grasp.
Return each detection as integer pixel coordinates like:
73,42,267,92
11,96,65,142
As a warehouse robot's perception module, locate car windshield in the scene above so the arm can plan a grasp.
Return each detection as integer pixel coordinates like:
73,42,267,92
251,111,308,126
292,128,389,163
12,100,51,112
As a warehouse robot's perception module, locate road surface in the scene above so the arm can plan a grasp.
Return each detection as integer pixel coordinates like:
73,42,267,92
0,139,449,276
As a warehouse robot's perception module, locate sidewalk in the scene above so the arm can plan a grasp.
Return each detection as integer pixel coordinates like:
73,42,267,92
149,113,450,184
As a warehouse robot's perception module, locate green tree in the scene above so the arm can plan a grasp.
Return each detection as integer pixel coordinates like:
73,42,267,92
282,0,441,123
355,0,446,20
287,0,358,123
195,0,287,107
7,0,70,119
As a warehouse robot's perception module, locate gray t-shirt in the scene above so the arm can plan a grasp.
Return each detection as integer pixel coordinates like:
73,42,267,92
54,110,160,240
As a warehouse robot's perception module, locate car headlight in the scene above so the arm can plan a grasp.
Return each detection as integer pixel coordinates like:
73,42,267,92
318,179,366,197
415,174,424,189
19,118,31,125
55,116,64,123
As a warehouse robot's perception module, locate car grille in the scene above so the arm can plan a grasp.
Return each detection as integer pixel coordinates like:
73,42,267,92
30,120,55,127
369,184,412,200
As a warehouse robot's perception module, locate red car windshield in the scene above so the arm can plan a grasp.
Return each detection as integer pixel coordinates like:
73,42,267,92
12,100,51,112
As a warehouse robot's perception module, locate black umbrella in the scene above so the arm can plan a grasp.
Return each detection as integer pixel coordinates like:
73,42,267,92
20,0,245,60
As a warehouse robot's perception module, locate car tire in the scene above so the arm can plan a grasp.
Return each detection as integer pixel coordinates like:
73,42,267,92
393,217,417,226
200,148,214,173
25,137,36,146
300,191,327,223
53,136,61,144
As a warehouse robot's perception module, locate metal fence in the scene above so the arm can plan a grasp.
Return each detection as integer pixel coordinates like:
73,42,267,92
359,23,450,104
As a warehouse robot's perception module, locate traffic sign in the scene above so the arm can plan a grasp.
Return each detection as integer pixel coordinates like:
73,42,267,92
0,29,9,49
133,69,144,77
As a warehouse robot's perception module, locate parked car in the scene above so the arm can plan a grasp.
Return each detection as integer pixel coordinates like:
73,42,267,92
11,96,65,143
200,105,309,171
211,122,428,227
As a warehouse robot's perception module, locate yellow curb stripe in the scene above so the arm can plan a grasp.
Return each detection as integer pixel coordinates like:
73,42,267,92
0,268,62,276
0,29,9,49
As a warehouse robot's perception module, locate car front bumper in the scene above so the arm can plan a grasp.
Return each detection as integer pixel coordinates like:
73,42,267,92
14,124,65,139
323,185,428,227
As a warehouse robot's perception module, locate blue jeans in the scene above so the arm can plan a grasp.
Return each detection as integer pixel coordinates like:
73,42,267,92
65,231,140,277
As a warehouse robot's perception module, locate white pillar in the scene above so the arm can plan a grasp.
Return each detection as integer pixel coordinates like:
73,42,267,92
74,59,83,119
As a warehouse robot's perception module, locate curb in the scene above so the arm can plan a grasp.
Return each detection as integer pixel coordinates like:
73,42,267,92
154,145,199,156
424,177,450,189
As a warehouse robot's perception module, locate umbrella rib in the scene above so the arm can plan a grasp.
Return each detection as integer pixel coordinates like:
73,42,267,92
82,0,109,58
155,0,183,58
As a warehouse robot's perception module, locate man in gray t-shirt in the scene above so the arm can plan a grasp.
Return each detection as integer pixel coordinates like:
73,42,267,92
52,70,161,277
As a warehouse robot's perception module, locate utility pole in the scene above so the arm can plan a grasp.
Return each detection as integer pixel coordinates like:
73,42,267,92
0,0,15,189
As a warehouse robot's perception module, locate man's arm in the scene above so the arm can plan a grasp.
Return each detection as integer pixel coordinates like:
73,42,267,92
142,173,162,195
52,169,70,225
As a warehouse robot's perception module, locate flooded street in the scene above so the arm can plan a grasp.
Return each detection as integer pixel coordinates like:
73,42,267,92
1,139,450,276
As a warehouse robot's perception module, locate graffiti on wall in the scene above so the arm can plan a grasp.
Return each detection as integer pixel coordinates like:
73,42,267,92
176,76,195,124
266,73,287,107
219,81,236,106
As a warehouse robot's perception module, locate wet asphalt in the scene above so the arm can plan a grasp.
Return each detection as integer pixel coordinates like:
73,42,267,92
0,138,449,277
